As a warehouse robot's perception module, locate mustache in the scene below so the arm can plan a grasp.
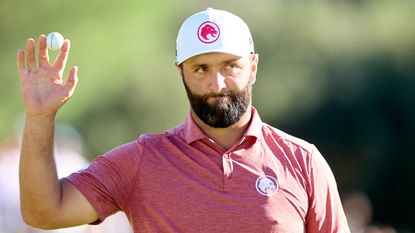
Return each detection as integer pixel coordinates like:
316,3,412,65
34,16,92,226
202,91,232,98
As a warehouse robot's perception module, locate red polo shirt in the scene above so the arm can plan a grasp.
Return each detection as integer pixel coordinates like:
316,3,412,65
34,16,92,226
66,107,350,233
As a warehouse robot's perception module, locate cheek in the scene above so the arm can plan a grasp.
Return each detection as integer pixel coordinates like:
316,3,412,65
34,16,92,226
233,70,253,89
182,73,205,95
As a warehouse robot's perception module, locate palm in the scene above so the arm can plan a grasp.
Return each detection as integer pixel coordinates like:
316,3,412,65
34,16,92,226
22,66,70,114
17,35,78,117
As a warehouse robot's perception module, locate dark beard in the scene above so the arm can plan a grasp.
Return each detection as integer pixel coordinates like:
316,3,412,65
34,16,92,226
182,77,251,128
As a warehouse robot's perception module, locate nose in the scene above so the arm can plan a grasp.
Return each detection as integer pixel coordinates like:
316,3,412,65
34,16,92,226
209,71,227,93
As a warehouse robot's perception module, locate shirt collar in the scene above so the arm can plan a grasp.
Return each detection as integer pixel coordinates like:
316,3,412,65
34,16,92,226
183,111,207,144
183,106,263,145
243,106,263,140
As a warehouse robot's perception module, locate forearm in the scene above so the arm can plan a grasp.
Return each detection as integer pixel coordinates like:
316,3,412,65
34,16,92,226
19,114,62,227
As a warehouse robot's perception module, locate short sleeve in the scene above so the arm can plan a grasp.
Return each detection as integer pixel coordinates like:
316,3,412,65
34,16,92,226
64,140,142,223
306,145,351,233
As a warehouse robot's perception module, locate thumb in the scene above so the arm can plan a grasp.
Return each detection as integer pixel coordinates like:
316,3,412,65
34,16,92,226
65,66,79,94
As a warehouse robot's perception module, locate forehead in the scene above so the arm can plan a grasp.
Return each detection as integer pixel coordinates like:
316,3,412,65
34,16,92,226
183,52,244,66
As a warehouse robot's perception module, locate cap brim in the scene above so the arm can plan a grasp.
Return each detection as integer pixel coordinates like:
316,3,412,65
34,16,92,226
176,48,252,65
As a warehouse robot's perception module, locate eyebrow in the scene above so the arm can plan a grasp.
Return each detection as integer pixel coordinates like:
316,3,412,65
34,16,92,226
190,63,207,70
222,58,240,64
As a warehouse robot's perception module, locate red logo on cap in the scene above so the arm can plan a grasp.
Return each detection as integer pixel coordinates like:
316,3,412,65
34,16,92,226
197,21,220,44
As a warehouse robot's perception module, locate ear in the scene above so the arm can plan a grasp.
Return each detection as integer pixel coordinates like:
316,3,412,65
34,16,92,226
250,54,259,84
175,64,184,77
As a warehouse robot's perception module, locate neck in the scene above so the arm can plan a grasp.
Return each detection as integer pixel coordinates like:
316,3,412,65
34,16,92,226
191,106,252,150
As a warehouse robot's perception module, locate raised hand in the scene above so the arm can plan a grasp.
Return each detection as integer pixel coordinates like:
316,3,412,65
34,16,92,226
18,36,99,229
17,35,78,118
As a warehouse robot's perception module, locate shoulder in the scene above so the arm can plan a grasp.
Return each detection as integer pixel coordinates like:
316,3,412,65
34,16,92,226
136,123,186,148
261,123,336,181
101,122,186,163
261,122,315,155
105,139,142,160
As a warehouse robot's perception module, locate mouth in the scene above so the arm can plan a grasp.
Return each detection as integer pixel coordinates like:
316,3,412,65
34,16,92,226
207,95,230,105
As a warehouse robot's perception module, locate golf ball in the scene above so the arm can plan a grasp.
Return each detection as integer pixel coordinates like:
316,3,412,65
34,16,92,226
46,32,64,50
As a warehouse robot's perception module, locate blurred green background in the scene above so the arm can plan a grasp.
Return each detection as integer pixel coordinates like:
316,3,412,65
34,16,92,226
1,0,414,231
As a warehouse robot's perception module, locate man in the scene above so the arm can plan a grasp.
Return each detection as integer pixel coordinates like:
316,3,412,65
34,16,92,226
17,8,350,233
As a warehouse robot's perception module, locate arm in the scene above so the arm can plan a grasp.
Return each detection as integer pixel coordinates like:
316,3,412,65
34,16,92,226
305,146,350,233
17,35,99,229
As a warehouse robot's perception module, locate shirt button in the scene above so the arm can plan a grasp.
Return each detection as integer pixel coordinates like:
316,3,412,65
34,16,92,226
223,153,230,159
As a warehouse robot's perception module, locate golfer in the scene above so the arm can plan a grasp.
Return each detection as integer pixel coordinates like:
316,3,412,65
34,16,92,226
17,8,350,233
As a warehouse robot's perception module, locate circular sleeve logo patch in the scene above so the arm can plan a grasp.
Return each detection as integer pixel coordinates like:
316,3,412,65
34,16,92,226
197,21,220,44
256,175,279,196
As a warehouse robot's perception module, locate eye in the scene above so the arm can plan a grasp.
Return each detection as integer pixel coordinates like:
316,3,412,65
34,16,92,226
195,65,208,73
225,63,241,72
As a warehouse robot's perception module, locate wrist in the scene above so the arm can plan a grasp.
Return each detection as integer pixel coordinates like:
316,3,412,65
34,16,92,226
25,111,57,121
25,113,57,126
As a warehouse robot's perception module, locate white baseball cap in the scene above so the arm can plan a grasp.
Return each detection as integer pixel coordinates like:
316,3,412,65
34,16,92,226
176,8,254,65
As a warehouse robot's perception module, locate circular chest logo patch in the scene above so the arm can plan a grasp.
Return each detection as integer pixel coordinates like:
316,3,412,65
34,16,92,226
255,175,279,196
197,21,220,44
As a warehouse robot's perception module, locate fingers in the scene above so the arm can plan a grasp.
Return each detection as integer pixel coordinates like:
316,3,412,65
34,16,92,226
53,39,70,72
38,35,50,67
65,66,79,93
17,49,26,77
25,38,37,71
19,35,74,80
